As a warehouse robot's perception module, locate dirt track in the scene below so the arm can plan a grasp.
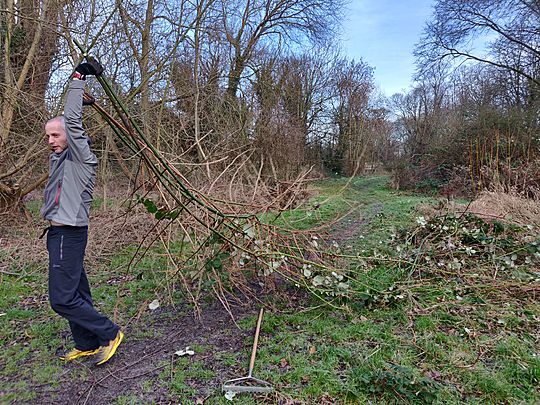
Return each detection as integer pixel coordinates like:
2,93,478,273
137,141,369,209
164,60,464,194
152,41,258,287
33,304,252,404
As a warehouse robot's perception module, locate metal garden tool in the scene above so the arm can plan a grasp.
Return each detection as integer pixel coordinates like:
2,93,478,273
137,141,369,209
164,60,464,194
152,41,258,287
222,308,273,394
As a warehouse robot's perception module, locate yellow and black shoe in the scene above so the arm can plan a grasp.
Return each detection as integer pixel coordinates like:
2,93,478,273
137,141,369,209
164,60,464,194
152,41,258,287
94,330,124,365
60,348,100,361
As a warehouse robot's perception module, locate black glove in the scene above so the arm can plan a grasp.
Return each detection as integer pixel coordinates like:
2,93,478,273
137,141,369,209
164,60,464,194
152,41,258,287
82,94,95,106
75,56,104,76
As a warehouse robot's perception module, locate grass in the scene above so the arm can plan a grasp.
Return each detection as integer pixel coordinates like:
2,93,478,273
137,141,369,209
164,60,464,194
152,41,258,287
1,174,539,404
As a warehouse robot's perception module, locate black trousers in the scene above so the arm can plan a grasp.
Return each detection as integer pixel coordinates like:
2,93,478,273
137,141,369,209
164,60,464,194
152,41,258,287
47,225,118,350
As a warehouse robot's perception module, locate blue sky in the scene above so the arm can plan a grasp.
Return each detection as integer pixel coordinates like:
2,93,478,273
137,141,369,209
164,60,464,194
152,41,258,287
341,0,435,96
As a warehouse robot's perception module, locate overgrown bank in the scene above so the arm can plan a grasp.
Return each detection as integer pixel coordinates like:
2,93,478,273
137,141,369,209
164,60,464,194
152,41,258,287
1,175,539,404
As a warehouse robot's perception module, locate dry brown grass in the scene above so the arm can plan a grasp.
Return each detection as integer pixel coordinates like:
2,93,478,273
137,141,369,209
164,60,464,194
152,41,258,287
467,191,540,228
0,203,149,276
419,191,540,230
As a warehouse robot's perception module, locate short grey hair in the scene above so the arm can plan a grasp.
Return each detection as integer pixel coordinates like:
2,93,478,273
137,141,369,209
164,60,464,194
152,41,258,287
46,115,65,128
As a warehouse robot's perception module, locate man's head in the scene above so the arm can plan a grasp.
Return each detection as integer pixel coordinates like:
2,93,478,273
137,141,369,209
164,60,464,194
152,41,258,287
45,116,67,153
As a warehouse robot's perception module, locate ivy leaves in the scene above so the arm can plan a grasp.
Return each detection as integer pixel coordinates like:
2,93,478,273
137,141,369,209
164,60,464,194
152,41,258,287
138,196,181,220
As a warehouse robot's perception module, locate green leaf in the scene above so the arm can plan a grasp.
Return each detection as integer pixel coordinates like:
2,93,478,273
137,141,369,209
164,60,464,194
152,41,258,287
207,232,223,246
218,252,230,260
143,198,158,213
212,257,222,270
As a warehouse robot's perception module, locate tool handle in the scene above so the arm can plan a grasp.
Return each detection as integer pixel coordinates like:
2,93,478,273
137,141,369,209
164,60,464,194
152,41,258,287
247,308,264,377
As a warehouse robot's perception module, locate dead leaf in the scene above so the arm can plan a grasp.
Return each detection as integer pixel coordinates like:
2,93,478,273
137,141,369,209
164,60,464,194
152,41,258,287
148,299,160,310
175,346,195,356
282,399,300,405
308,346,316,355
352,315,368,324
224,391,236,401
425,370,442,380
279,358,288,368
463,327,477,338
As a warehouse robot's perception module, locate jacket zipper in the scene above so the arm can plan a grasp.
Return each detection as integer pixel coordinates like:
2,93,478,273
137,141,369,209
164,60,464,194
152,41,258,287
55,181,61,205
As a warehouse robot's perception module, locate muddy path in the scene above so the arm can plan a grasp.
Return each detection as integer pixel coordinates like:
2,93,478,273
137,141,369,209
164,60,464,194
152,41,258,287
329,177,385,246
32,304,253,404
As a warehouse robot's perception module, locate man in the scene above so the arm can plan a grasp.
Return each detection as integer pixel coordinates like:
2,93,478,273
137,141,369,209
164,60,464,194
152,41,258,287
41,59,123,365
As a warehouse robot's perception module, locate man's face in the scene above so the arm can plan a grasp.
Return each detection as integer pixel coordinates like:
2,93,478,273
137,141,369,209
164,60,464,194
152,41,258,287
45,120,67,153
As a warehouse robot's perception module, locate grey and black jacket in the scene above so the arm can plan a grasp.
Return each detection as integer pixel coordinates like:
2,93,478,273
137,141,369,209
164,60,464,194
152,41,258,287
41,80,97,226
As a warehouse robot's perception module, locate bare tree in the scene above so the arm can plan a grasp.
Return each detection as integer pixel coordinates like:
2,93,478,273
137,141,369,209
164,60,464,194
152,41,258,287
281,53,334,146
416,0,540,87
330,58,375,176
0,0,62,211
220,0,344,98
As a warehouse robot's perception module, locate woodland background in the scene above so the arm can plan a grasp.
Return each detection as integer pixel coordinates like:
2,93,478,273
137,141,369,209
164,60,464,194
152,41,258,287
1,0,538,213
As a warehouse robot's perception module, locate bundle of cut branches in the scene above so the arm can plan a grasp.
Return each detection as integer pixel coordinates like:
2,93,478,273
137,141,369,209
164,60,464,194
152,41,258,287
74,42,356,312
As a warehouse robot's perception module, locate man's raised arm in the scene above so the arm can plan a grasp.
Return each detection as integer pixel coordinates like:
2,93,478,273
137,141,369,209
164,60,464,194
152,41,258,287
64,58,104,163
